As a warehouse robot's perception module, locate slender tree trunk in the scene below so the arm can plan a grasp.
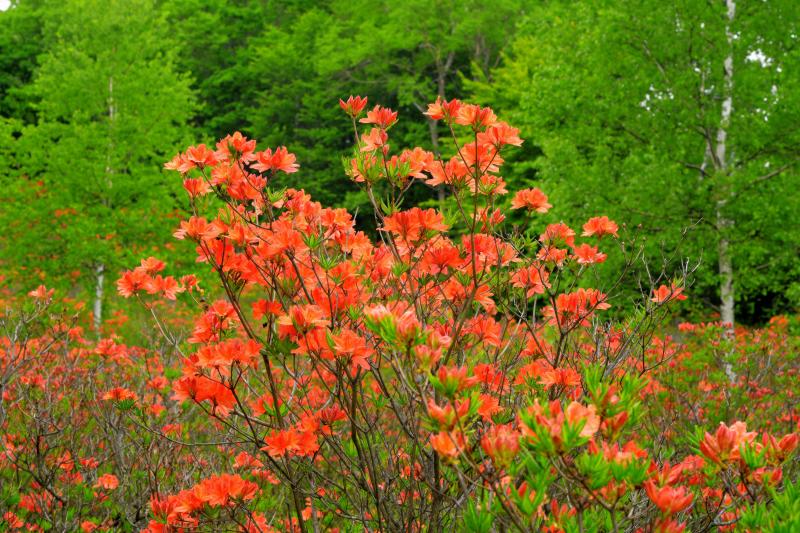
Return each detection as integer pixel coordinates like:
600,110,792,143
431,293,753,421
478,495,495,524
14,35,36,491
94,263,105,333
95,75,115,334
715,0,737,382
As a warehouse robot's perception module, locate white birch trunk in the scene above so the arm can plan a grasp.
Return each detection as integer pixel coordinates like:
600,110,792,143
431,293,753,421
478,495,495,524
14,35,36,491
94,76,115,334
93,263,105,332
716,0,737,383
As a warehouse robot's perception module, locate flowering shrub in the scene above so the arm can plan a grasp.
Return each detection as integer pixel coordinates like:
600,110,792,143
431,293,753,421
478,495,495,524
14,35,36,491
1,98,798,531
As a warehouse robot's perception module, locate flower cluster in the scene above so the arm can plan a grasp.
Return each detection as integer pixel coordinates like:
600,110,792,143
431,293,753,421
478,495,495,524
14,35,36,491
1,97,796,532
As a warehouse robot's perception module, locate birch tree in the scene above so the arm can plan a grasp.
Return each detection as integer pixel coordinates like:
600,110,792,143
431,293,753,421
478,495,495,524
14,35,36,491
479,0,800,328
6,0,193,332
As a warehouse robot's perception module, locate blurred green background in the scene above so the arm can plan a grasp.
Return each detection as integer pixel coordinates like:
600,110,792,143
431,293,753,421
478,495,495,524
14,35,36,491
0,0,798,328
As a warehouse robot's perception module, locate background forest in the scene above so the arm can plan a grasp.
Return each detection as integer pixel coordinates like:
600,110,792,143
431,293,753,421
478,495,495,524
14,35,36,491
0,0,798,330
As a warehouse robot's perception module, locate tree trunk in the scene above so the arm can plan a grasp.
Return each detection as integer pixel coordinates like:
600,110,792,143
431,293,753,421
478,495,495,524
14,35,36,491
715,0,737,382
94,75,115,335
94,263,105,333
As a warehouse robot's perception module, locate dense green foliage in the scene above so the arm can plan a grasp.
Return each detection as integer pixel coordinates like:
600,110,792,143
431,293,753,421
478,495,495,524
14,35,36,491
0,0,797,326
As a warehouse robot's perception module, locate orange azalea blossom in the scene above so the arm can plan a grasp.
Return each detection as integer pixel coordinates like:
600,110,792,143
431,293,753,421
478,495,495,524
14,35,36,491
361,127,389,153
101,387,138,402
523,400,600,447
331,328,373,371
182,177,211,197
478,122,523,147
4,512,24,529
651,284,687,304
435,365,480,396
539,366,582,389
172,375,236,417
262,428,319,458
424,97,462,121
572,243,607,265
192,474,259,507
276,305,327,339
511,264,550,297
382,207,448,243
185,143,218,168
455,104,496,129
94,473,119,490
544,288,610,329
194,338,262,370
430,430,467,459
27,284,54,300
252,146,299,174
540,222,576,248
582,216,619,238
511,188,551,212
761,431,799,462
427,398,470,429
216,131,257,162
459,140,503,174
116,269,149,298
481,424,521,467
652,519,688,533
359,105,397,128
339,95,368,117
699,421,757,465
143,274,184,300
643,480,693,515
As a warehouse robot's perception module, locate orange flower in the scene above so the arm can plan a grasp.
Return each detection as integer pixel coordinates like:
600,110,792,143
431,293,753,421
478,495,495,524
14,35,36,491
544,288,610,328
339,95,368,117
511,188,551,212
424,97,462,121
331,329,373,371
430,430,467,459
101,387,138,402
524,400,600,446
455,104,496,129
94,473,119,490
359,105,397,128
193,474,258,507
172,376,236,417
252,146,298,174
478,122,523,147
116,269,150,298
360,127,389,152
185,143,218,167
643,480,693,515
582,216,619,238
276,305,327,339
539,367,582,389
564,402,600,438
572,243,607,265
182,177,211,198
481,424,520,467
4,512,24,529
27,284,54,300
435,365,480,395
216,131,257,161
540,222,575,247
382,207,448,242
262,429,318,458
143,275,185,300
427,398,471,429
511,264,550,297
699,421,756,465
652,284,687,304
